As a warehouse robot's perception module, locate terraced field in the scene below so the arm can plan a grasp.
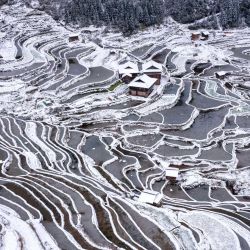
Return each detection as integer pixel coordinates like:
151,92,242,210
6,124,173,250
0,3,250,250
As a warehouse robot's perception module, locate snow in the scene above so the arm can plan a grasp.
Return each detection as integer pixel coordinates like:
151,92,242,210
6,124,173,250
29,0,40,9
211,169,250,196
2,229,20,250
23,151,42,170
165,168,179,178
80,45,111,67
69,33,80,38
142,60,162,73
31,219,61,250
25,122,57,164
192,31,201,35
138,190,163,205
128,74,157,89
0,80,24,93
179,211,241,250
180,170,207,188
216,71,227,76
122,73,132,78
202,31,210,36
0,40,16,61
172,43,227,65
137,94,177,115
118,61,140,75
134,202,200,250
0,205,44,250
0,3,250,249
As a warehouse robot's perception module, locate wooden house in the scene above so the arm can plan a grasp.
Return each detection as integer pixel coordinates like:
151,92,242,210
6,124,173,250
191,32,201,41
128,74,157,97
69,33,80,43
138,190,163,207
118,62,140,82
142,60,162,85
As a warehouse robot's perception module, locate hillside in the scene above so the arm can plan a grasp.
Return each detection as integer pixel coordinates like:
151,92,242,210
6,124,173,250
0,1,250,249
1,0,250,33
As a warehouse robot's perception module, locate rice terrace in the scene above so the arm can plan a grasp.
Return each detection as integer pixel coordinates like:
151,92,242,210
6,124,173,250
0,1,249,249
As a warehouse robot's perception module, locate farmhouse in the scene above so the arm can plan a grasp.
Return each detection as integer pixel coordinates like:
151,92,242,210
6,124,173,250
128,74,157,97
142,60,162,84
165,168,179,181
191,32,201,41
118,62,140,83
138,190,163,206
68,33,80,43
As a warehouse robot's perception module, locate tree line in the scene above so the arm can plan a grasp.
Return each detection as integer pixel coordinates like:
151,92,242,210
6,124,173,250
63,0,250,33
64,0,164,34
3,0,250,33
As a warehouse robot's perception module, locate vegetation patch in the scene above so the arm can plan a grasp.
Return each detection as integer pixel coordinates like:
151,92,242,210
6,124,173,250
108,81,122,91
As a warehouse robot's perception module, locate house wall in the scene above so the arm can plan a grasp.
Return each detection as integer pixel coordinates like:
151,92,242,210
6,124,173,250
191,34,200,41
137,90,148,97
69,36,79,42
166,176,177,182
130,90,137,96
129,86,153,97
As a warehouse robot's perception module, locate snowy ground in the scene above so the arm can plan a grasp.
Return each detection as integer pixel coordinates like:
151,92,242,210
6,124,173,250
0,2,250,250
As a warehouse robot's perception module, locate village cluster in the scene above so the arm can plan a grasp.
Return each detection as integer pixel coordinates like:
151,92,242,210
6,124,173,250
117,30,213,99
66,31,215,206
67,30,222,101
68,33,166,98
118,60,164,97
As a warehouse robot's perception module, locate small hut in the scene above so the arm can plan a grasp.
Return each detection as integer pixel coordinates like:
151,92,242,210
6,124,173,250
191,32,201,41
69,33,80,43
165,168,179,181
138,190,163,207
